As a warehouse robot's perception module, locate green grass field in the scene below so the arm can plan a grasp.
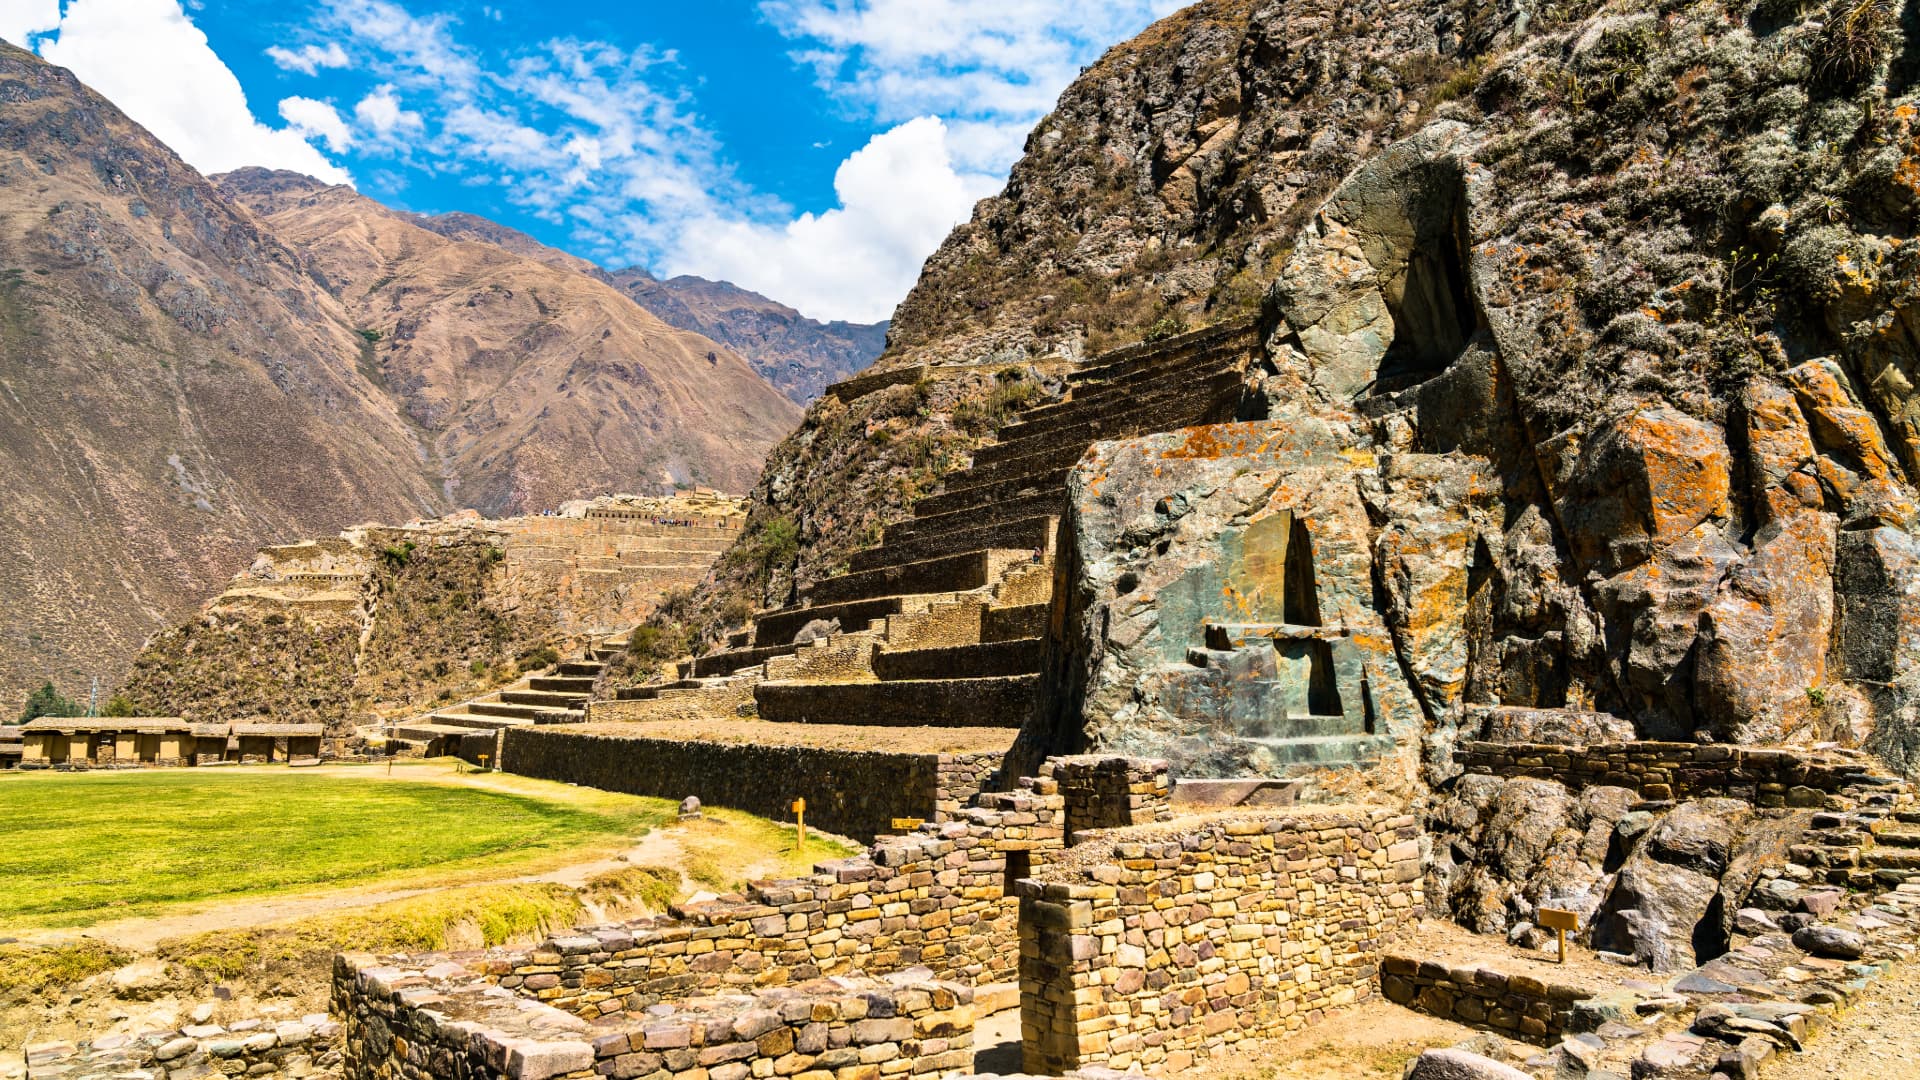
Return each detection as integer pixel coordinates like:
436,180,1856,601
0,767,676,928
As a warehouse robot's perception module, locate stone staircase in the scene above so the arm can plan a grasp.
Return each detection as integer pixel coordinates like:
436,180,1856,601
389,643,621,753
611,318,1262,732
1792,796,1920,891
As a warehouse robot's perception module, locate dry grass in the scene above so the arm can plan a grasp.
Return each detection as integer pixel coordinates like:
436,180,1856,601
675,811,859,893
0,940,132,996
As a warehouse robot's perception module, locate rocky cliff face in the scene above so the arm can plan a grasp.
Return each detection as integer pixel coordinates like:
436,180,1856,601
0,42,443,706
699,0,1920,789
215,169,802,512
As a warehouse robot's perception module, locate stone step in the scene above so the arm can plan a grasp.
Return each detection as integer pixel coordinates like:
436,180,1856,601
974,369,1245,463
428,711,532,732
1050,330,1251,400
616,679,708,700
1238,711,1371,739
957,433,1108,490
529,676,596,693
754,674,1039,727
557,661,605,677
1865,849,1920,870
887,490,1065,547
752,596,911,648
681,641,802,679
983,603,1048,643
912,467,1072,520
392,721,484,744
1869,827,1920,848
501,689,589,709
1244,734,1396,767
805,549,1031,607
850,515,1056,574
1058,318,1259,388
1896,810,1920,825
466,701,584,722
872,638,1044,680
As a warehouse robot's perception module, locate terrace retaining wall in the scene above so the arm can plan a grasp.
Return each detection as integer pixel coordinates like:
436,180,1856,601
1017,808,1424,1073
1452,741,1891,805
501,727,1004,843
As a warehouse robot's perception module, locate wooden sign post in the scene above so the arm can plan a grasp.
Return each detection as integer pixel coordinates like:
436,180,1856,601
792,797,807,851
1538,907,1579,965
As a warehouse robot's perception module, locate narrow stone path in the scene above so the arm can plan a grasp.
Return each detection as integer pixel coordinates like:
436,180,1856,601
1768,954,1920,1080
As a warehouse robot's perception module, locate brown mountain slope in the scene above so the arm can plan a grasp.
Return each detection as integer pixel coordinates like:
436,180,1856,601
215,169,802,511
409,212,885,404
0,42,445,704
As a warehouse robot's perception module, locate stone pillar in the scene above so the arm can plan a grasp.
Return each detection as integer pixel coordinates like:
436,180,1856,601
1019,879,1103,1074
68,734,90,767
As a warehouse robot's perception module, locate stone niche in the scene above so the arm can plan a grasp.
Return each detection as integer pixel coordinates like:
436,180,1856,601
1050,421,1487,785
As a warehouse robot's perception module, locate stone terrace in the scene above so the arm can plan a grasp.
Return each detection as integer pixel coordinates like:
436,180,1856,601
594,318,1264,757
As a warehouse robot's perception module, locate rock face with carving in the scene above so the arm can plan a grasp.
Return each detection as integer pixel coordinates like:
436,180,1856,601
983,0,1920,798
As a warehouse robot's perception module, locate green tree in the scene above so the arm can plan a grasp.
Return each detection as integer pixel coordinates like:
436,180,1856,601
100,694,138,718
20,680,82,722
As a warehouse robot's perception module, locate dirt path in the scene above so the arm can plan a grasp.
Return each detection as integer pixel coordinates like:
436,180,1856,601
1768,956,1920,1080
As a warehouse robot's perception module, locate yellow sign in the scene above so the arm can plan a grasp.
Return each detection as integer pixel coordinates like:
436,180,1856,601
791,798,806,813
792,797,806,851
891,818,926,832
1538,908,1578,964
1537,908,1579,932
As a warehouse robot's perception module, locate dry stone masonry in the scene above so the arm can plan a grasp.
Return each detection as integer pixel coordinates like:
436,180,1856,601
1017,808,1423,1072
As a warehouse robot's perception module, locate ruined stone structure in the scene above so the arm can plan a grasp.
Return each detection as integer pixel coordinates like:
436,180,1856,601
15,718,322,768
120,492,745,745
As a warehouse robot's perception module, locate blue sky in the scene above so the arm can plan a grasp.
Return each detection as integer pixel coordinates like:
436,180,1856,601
0,0,1183,322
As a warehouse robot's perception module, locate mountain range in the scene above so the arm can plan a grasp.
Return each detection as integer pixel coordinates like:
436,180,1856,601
0,40,878,704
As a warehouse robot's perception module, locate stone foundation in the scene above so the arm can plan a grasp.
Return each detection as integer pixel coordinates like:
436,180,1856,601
23,1013,341,1080
1017,807,1424,1072
502,726,1007,844
1452,741,1890,805
1377,955,1592,1040
334,954,972,1080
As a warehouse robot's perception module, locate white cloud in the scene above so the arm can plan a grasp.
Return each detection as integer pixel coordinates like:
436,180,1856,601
760,0,1184,173
278,96,352,153
0,0,62,44
265,41,349,76
353,84,422,135
27,0,350,184
668,117,996,324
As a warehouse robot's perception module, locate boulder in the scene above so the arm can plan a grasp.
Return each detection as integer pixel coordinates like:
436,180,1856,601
110,959,177,1002
1403,1048,1532,1080
1791,924,1865,959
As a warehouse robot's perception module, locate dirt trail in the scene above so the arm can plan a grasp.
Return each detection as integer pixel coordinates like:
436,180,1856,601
1768,955,1920,1080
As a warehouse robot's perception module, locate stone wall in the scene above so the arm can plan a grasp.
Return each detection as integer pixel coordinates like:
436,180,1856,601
1377,954,1588,1040
416,777,1066,1018
1042,756,1172,840
1452,741,1890,806
334,953,971,1080
502,726,1005,844
24,1013,341,1080
1017,808,1424,1073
